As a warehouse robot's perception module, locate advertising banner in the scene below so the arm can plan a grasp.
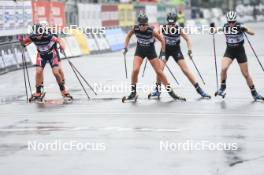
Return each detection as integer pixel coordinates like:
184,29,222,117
0,45,17,68
118,4,135,27
32,1,65,28
157,3,166,25
101,4,119,27
77,3,101,28
145,5,158,24
85,34,99,53
105,28,125,51
134,4,146,16
70,29,90,55
169,0,185,5
0,55,5,70
0,1,33,36
94,34,110,51
64,36,82,57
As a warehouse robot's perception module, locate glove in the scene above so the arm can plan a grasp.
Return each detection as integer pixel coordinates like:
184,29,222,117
123,47,128,55
188,50,193,58
159,50,166,61
210,22,216,34
59,46,65,55
17,35,27,47
17,35,23,42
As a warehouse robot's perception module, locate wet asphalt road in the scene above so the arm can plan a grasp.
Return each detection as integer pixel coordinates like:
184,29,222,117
0,23,264,175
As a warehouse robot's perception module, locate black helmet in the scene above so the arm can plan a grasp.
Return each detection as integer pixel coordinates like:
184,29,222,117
137,13,148,24
167,12,177,24
32,23,46,35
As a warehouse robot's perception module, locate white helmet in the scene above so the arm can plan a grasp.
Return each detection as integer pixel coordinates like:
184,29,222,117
226,11,237,22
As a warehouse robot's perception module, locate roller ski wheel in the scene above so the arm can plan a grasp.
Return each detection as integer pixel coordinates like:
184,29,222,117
215,90,226,98
29,92,46,103
122,94,138,103
63,94,73,103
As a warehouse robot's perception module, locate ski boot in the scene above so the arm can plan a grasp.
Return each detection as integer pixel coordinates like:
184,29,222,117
122,85,138,103
215,88,226,98
29,92,46,103
251,91,264,101
148,83,161,99
122,91,138,103
29,85,45,103
196,86,211,99
166,85,186,101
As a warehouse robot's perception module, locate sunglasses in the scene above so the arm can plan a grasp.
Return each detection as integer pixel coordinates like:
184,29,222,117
139,23,147,27
228,21,236,24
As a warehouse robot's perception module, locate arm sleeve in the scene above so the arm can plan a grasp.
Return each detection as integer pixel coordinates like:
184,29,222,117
240,24,247,32
23,37,32,45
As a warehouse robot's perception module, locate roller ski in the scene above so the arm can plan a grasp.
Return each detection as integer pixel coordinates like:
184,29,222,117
122,92,138,103
148,83,161,99
122,85,138,103
29,92,46,103
196,86,211,99
61,91,73,103
215,89,226,98
167,85,186,101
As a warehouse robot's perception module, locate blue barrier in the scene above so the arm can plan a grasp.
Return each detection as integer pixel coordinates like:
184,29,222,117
105,28,125,51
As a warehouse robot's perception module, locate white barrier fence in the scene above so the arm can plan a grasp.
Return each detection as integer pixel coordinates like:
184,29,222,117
0,27,136,75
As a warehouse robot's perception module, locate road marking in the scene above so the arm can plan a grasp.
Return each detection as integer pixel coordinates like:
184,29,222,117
0,112,264,117
0,126,182,133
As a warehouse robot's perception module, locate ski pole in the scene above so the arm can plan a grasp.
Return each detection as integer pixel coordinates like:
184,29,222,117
123,53,128,79
159,52,180,85
164,63,180,85
244,32,264,72
189,55,206,85
213,34,219,91
21,46,32,95
21,51,29,102
142,58,148,77
70,62,97,95
63,52,91,100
